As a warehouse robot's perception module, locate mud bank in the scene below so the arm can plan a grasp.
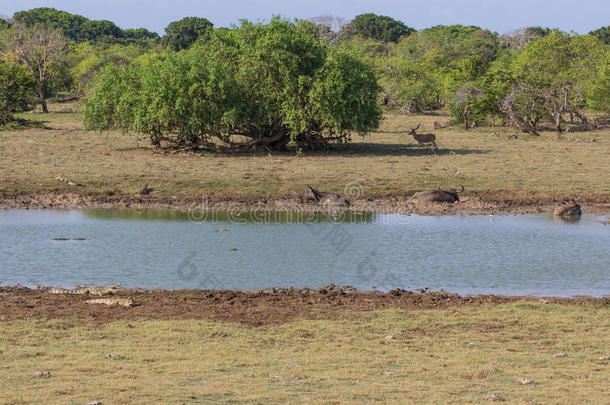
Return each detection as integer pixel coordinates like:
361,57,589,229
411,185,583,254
0,286,607,326
1,190,609,215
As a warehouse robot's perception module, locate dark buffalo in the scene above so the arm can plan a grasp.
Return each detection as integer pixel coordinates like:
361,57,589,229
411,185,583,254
553,202,582,217
412,185,464,204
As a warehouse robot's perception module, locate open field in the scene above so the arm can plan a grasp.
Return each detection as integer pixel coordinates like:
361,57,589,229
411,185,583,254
1,106,609,213
0,288,608,404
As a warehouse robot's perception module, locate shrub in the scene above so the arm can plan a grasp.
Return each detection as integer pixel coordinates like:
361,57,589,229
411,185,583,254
0,59,36,125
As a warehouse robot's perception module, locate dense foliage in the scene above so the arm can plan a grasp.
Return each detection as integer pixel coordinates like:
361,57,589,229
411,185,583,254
3,6,610,140
0,60,36,124
84,19,382,151
341,13,415,43
161,17,213,51
0,18,10,31
13,8,157,43
589,26,610,45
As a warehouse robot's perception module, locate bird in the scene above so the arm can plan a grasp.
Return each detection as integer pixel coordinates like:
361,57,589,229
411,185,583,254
136,183,150,195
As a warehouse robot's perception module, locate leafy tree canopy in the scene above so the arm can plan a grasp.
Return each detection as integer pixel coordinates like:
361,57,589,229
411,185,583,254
342,13,415,43
84,18,381,152
161,17,213,50
123,28,160,41
12,7,157,43
589,26,610,45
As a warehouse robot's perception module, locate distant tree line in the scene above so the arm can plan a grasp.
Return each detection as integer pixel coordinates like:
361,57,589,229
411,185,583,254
1,8,609,143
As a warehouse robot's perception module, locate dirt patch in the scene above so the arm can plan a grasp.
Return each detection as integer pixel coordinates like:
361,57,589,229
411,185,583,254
1,190,609,215
1,286,607,326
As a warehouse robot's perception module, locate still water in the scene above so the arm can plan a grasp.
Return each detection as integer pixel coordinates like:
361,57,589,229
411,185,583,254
0,209,608,297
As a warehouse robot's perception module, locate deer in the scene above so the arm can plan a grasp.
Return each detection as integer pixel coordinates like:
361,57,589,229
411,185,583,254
409,124,437,149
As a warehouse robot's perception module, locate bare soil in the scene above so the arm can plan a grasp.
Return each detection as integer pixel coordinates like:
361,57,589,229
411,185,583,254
1,190,610,215
1,286,607,326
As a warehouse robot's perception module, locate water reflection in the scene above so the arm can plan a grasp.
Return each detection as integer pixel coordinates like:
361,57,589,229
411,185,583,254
553,215,582,224
83,208,376,224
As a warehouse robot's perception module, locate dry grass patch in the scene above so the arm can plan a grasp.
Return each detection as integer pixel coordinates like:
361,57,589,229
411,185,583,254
1,109,609,199
0,303,608,403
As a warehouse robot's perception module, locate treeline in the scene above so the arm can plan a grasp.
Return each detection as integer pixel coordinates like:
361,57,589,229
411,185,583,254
1,8,609,146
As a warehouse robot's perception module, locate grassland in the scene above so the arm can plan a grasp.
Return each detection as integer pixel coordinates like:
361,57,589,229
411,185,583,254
1,106,609,208
1,303,608,404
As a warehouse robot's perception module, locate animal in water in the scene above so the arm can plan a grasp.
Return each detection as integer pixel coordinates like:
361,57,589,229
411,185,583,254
411,185,464,204
409,124,437,148
553,202,582,217
300,185,350,207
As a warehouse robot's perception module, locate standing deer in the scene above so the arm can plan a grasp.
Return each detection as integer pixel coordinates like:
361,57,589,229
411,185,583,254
409,124,437,148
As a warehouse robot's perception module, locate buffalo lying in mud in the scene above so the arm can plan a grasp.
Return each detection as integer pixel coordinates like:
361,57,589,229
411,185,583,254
411,185,464,204
553,202,582,217
300,185,350,207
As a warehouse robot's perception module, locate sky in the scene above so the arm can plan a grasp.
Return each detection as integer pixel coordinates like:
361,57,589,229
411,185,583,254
0,0,607,35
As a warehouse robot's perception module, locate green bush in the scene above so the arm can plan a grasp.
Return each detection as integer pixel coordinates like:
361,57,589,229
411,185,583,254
84,18,382,152
0,59,36,125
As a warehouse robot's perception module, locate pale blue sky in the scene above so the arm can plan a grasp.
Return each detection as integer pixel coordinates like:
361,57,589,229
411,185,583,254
0,0,606,35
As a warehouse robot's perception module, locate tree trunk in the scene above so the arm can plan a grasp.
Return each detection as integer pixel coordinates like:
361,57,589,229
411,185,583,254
38,86,48,113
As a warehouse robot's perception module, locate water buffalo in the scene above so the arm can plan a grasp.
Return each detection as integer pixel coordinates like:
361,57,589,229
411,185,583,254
553,202,582,217
411,185,464,204
300,185,350,207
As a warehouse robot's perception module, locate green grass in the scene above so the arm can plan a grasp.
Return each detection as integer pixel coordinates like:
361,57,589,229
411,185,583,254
1,109,608,201
1,303,608,404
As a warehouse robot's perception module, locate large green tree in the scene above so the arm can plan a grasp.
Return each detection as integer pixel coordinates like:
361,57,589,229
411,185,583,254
342,13,415,43
161,17,213,51
85,18,381,152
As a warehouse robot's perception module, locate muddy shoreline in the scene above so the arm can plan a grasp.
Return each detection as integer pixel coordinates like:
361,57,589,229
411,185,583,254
1,191,609,215
1,286,608,326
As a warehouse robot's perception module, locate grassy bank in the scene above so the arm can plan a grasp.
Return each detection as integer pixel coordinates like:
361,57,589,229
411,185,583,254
1,303,608,404
1,107,609,202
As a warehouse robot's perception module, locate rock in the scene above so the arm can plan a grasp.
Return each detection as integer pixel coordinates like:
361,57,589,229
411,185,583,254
385,335,394,340
317,284,336,294
553,353,568,358
107,352,118,358
467,342,475,347
553,202,582,217
485,394,505,401
519,378,534,385
33,370,51,378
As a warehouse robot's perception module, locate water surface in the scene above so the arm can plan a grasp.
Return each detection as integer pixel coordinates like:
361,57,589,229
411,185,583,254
0,209,608,297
